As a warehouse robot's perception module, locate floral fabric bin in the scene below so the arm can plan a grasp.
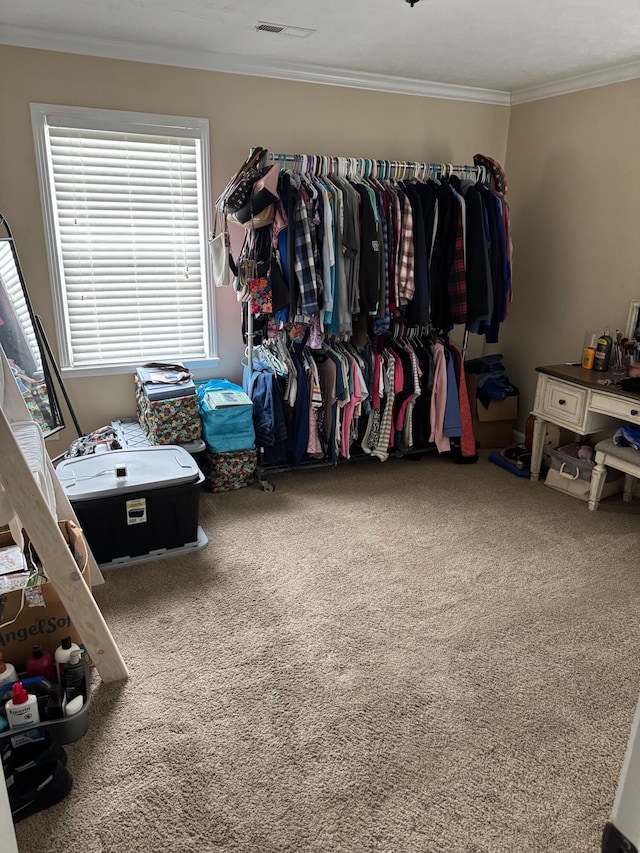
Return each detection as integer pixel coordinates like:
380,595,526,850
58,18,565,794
200,448,257,493
135,380,202,445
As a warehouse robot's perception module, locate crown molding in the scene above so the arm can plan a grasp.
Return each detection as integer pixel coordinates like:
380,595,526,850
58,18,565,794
511,60,640,104
4,24,638,106
0,24,511,105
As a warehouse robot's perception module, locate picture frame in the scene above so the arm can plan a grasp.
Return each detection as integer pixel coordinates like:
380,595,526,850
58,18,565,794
625,300,640,340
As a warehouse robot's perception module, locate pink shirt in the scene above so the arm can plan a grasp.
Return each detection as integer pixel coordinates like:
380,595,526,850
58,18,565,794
429,342,451,453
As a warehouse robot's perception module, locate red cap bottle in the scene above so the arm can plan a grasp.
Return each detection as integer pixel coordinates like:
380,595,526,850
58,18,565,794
11,682,29,705
26,645,57,684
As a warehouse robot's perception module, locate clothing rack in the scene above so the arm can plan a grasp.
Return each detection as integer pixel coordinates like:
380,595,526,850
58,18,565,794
244,149,485,384
236,146,510,479
266,152,487,183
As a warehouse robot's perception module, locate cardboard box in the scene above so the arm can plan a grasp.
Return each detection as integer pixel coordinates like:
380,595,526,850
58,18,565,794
0,520,91,667
466,373,519,449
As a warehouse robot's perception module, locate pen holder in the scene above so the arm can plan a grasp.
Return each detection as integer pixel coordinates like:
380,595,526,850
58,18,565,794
611,342,626,374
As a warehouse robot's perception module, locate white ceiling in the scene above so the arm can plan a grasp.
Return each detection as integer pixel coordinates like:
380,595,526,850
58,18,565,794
2,0,640,101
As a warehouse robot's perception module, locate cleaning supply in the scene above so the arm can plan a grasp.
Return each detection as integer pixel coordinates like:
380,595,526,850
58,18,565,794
54,637,80,682
62,649,85,703
26,646,56,684
593,325,613,372
43,687,65,721
63,695,84,717
0,653,18,687
5,682,40,729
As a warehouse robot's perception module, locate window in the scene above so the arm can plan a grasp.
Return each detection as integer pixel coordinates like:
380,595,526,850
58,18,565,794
31,105,217,375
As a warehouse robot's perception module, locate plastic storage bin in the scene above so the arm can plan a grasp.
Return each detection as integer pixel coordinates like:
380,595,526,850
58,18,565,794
56,447,206,567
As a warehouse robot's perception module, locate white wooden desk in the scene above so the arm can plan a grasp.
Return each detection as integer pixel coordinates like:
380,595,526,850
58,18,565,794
530,364,640,481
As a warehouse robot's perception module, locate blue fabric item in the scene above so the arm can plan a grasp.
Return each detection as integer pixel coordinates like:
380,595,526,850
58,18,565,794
276,231,290,325
613,424,640,450
243,360,288,449
464,354,518,404
443,351,462,437
196,379,255,453
464,354,505,379
489,450,532,478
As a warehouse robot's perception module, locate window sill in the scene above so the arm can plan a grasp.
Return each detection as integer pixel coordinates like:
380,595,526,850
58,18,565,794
61,357,220,380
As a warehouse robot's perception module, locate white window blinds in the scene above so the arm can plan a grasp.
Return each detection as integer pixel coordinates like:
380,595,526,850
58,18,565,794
0,241,42,374
42,120,211,368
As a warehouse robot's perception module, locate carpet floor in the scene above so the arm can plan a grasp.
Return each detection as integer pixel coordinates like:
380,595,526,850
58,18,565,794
14,453,640,852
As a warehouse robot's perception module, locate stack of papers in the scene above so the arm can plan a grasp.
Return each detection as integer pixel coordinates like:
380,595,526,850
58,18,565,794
0,544,29,594
205,390,252,408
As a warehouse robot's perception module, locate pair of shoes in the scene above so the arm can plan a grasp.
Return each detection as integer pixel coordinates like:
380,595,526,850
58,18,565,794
1,730,66,775
501,444,532,470
6,758,73,823
2,732,73,823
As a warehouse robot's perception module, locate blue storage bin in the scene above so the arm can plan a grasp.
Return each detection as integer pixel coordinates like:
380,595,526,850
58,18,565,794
196,380,255,453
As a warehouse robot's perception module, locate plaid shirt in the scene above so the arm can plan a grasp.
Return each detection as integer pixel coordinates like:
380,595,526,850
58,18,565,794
293,192,318,315
397,193,415,306
447,200,467,325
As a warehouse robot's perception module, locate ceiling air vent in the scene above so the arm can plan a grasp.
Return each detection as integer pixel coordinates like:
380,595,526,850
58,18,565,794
255,21,316,38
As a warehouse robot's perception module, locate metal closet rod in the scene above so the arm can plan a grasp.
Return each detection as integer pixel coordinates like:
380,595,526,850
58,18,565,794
267,152,485,180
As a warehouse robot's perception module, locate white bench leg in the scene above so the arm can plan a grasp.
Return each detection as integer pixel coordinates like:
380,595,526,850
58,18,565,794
589,457,608,511
623,474,636,503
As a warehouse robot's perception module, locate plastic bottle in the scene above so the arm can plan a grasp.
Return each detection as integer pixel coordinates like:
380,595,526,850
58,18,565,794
54,637,81,682
64,695,84,717
581,331,598,370
6,682,40,729
593,325,613,372
0,653,18,687
44,688,65,721
62,649,85,703
26,645,57,684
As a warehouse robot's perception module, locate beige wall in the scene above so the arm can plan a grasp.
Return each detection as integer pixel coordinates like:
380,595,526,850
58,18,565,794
1,48,639,444
501,80,640,430
0,45,510,440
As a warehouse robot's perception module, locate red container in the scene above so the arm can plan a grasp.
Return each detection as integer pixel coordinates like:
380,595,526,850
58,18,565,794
26,646,57,684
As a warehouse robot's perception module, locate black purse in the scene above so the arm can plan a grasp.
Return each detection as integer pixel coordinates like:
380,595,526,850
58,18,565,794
217,147,268,212
227,166,266,212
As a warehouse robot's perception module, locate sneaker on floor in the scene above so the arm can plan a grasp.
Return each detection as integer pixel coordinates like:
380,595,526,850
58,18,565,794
6,758,73,823
1,730,66,775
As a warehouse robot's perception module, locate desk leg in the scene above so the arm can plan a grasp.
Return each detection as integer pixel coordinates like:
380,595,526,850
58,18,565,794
530,416,547,481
